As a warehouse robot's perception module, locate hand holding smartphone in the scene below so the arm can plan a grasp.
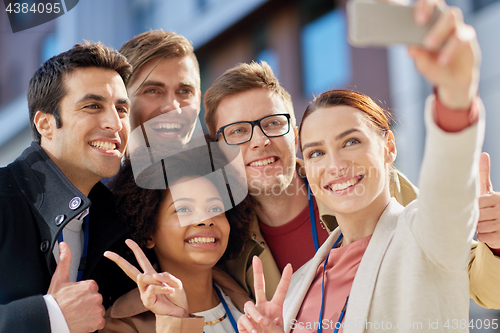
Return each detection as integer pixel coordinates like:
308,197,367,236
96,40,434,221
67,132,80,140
347,0,443,47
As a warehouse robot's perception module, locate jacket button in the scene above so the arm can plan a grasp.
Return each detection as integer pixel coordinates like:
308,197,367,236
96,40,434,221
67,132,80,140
260,241,265,246
40,240,50,252
252,234,256,240
55,214,65,226
69,197,82,210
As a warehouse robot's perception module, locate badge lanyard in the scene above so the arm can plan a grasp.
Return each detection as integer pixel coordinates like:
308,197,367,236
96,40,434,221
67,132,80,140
213,283,239,333
318,233,348,333
57,214,89,282
304,178,320,252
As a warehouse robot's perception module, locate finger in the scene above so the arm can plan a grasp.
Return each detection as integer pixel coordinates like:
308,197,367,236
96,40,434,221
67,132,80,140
104,250,141,283
125,239,157,274
154,272,183,290
244,301,269,326
478,192,500,209
142,283,174,298
477,220,500,234
271,264,293,306
436,30,461,66
414,0,441,26
479,152,493,195
476,232,500,249
137,273,168,291
50,242,72,287
478,206,500,222
252,256,267,304
424,6,460,50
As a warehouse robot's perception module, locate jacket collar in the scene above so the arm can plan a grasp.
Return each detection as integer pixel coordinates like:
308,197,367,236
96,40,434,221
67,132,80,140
8,142,92,271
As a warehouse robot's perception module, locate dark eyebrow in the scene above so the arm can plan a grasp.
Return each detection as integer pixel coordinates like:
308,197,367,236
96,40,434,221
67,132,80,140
302,140,324,151
336,128,360,141
116,98,131,106
169,198,194,208
179,81,196,88
168,197,223,208
76,94,106,104
302,129,361,150
140,80,165,88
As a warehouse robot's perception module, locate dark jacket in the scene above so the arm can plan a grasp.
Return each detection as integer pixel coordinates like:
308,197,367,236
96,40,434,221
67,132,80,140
0,142,135,332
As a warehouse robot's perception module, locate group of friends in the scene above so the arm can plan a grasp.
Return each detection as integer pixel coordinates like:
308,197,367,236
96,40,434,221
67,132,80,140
1,0,500,332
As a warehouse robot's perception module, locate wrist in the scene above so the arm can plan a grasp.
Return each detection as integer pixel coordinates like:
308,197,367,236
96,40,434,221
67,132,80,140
437,72,479,110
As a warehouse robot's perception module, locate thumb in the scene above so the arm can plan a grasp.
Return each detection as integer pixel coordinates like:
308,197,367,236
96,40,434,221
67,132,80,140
49,242,72,291
479,152,493,195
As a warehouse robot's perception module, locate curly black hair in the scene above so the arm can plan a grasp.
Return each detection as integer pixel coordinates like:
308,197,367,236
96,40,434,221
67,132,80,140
111,144,255,264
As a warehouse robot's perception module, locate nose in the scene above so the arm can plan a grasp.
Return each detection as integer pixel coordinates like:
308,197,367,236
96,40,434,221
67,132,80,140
195,219,215,227
102,106,123,133
249,125,270,149
159,91,181,114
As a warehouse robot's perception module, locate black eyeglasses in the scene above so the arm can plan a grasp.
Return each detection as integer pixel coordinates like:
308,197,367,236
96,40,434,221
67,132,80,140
215,113,291,145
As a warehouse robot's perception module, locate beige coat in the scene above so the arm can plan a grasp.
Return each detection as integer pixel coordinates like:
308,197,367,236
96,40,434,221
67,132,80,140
100,267,251,333
283,96,485,332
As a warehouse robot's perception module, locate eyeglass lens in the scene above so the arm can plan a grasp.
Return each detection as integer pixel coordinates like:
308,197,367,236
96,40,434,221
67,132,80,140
223,114,289,144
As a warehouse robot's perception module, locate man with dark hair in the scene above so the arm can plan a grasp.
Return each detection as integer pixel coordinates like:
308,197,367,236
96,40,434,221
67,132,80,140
0,41,135,333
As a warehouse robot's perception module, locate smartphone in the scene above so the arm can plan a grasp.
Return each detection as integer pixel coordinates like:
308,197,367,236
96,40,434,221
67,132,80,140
347,0,443,47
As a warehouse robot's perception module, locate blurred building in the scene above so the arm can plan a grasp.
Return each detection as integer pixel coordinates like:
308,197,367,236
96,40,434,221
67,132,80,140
2,0,500,189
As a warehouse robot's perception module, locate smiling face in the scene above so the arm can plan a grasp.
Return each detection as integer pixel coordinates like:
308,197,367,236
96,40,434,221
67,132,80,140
301,105,395,218
214,88,297,196
38,67,130,195
147,176,230,272
127,56,201,145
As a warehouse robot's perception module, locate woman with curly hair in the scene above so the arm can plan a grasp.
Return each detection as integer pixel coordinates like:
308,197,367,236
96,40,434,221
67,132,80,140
101,145,254,333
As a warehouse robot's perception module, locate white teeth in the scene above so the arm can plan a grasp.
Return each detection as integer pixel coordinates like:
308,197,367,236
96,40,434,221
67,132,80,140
187,237,216,244
249,157,276,167
328,177,360,191
90,141,116,151
152,123,181,130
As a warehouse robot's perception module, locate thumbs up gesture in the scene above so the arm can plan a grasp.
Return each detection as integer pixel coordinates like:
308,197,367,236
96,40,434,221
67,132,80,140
477,153,500,250
47,242,106,332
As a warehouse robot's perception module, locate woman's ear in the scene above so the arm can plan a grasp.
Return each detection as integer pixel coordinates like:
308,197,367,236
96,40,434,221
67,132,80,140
146,238,155,249
384,130,397,164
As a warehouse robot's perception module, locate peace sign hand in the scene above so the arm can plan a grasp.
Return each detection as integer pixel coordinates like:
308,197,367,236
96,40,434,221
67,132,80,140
237,256,292,333
104,239,189,318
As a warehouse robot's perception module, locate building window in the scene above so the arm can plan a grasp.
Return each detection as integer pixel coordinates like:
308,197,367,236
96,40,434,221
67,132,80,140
41,33,58,63
257,49,280,80
473,0,500,11
301,9,351,97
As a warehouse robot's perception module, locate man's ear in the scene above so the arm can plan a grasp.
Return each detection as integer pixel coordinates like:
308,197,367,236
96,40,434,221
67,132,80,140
294,126,299,153
385,130,397,164
34,111,55,141
146,238,155,249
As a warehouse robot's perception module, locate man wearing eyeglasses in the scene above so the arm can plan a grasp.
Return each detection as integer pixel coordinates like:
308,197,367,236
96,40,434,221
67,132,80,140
203,61,500,309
